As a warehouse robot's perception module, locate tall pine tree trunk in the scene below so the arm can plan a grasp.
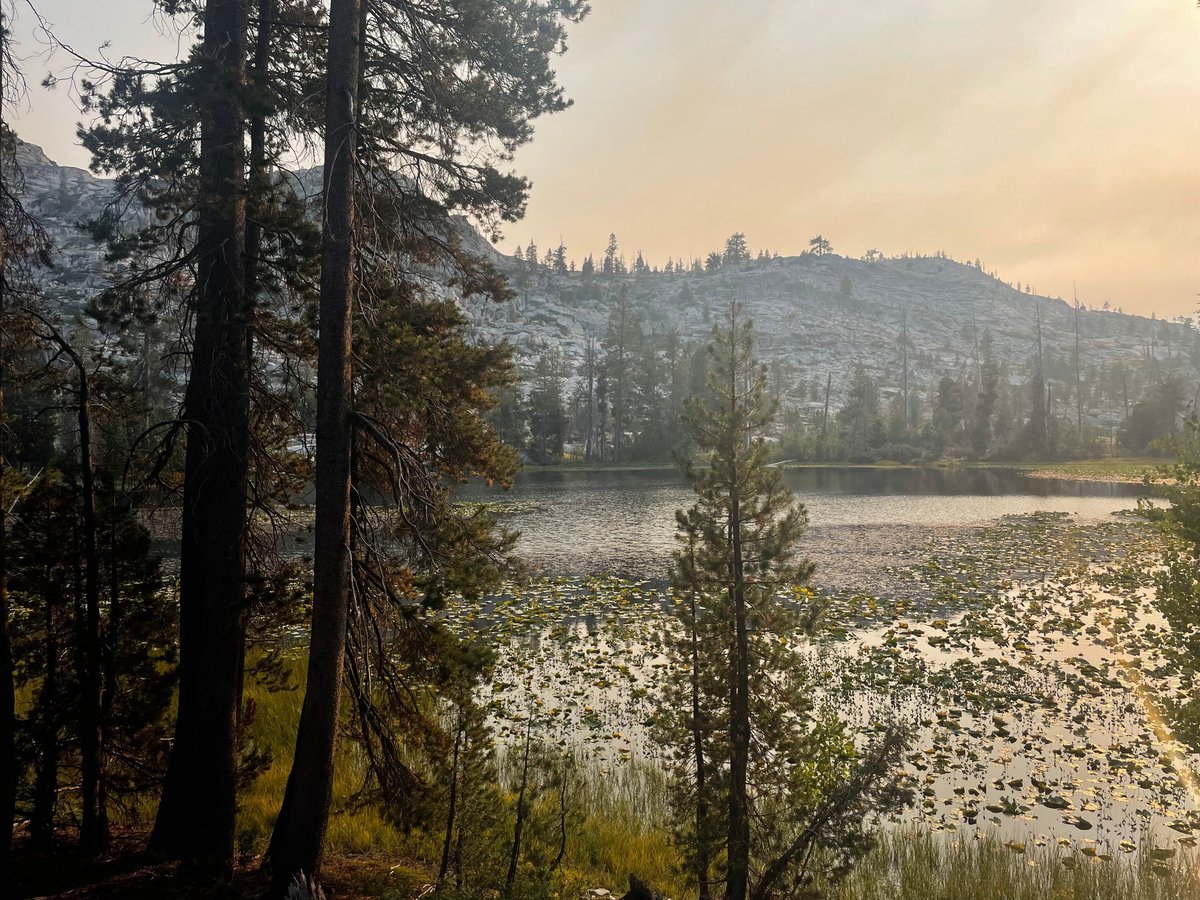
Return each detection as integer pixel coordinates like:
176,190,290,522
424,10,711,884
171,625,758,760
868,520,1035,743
438,720,463,883
31,314,107,853
150,0,250,877
67,337,105,855
726,312,751,900
267,0,360,889
31,574,59,851
0,243,14,859
100,485,122,845
689,579,711,900
727,494,751,900
245,0,273,351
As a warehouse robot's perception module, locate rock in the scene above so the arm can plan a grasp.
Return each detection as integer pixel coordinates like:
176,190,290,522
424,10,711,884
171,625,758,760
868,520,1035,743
285,872,327,900
621,874,665,900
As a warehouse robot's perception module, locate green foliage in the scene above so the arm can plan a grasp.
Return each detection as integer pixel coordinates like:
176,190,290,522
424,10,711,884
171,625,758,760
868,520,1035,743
1122,376,1187,456
823,829,1200,900
659,301,910,898
9,468,174,841
1142,417,1200,749
838,365,885,462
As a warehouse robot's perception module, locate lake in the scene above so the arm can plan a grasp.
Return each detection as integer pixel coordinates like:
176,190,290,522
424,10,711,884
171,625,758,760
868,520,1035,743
463,466,1151,587
455,468,1200,848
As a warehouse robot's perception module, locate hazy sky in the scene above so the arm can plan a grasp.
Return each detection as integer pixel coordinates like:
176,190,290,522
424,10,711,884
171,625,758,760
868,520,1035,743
8,1,1200,317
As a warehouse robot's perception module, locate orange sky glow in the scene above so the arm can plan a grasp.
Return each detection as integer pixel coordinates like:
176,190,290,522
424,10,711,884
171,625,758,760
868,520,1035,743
9,0,1200,317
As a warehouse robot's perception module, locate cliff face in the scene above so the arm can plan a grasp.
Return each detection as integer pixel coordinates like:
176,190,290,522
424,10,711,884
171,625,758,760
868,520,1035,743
472,250,1193,425
10,138,1195,424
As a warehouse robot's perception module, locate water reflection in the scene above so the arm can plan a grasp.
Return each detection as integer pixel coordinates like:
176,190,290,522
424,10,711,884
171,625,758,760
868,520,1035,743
461,466,1151,581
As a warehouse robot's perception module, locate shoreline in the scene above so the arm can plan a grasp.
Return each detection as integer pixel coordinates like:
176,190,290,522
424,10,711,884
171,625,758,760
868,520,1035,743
518,458,1165,485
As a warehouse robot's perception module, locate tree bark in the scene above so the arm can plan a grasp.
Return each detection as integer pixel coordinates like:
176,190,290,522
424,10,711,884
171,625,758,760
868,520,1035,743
31,551,59,851
245,0,273,353
67,337,104,855
267,0,360,890
505,713,534,888
30,314,106,854
150,0,250,878
689,575,711,900
0,236,14,859
100,485,121,845
438,719,463,882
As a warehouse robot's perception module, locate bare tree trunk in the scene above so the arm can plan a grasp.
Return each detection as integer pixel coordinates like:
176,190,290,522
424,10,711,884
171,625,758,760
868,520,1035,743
549,766,569,873
505,712,534,888
150,0,250,878
32,315,106,854
901,310,909,432
100,485,121,844
821,372,832,458
438,720,463,882
1074,292,1083,443
31,543,59,851
69,338,104,855
584,335,596,461
267,0,361,890
1122,369,1129,423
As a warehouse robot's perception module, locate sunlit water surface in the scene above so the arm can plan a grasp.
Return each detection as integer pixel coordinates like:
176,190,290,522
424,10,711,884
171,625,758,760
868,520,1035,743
454,468,1200,853
463,466,1150,587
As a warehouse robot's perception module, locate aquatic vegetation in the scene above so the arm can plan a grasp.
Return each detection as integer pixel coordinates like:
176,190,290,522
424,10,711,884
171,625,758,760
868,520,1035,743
440,511,1199,867
820,827,1200,900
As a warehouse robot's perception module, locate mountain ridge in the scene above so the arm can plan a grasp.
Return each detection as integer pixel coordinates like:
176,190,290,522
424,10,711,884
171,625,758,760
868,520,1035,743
10,138,1196,427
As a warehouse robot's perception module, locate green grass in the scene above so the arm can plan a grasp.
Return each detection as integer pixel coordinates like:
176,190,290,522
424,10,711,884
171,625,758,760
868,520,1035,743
237,654,409,863
17,648,1200,899
992,457,1164,483
239,670,1200,900
236,654,683,898
821,829,1200,900
772,457,1164,483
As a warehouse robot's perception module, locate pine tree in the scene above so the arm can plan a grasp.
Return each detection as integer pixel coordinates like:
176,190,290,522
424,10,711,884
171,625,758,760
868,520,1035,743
808,234,833,256
603,288,642,463
267,0,585,887
663,301,910,899
603,233,619,276
1,14,54,857
674,300,810,898
528,349,568,463
723,232,749,265
266,0,361,888
838,365,883,461
971,330,1000,458
146,0,253,873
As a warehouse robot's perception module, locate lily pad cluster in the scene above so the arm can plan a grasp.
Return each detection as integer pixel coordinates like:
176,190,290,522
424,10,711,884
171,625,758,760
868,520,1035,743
440,512,1200,864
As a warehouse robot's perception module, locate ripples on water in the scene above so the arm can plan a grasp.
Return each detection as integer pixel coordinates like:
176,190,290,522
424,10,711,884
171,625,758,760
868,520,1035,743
461,466,1150,583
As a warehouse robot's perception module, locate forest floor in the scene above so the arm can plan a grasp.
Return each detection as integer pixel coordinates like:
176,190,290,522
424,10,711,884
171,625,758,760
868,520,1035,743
7,833,426,899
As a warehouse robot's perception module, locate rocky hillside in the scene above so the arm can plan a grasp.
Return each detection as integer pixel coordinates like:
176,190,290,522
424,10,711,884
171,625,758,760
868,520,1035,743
13,139,1197,428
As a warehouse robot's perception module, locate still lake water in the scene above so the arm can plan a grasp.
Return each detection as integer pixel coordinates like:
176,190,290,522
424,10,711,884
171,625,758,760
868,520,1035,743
463,466,1150,588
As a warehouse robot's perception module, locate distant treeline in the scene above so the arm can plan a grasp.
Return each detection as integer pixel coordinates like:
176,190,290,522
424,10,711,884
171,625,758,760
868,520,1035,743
495,285,1196,466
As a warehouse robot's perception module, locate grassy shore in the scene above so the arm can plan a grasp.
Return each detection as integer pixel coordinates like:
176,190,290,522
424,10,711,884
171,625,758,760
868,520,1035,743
14,647,1200,898
519,457,1165,483
992,457,1164,484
